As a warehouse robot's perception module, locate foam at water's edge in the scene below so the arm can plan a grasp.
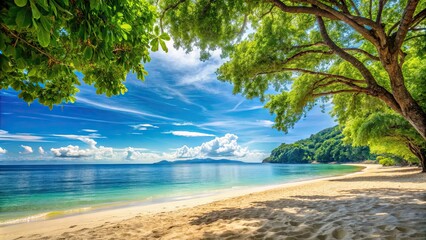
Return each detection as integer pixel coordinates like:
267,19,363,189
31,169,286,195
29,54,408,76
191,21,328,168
0,207,92,226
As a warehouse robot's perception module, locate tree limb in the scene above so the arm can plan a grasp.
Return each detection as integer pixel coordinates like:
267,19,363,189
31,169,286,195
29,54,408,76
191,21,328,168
159,0,187,31
316,16,378,87
0,24,62,65
347,0,361,16
404,34,426,42
410,8,426,29
256,67,365,83
312,89,363,97
343,48,380,61
394,0,420,52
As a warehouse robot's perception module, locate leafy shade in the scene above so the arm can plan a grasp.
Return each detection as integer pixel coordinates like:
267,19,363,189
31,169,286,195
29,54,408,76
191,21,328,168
159,0,426,140
0,0,169,108
333,94,426,171
263,126,374,164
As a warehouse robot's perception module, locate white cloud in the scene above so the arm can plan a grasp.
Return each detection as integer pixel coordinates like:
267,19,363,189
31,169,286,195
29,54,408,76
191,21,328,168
53,134,104,139
77,97,177,121
77,137,97,148
130,124,159,130
163,131,215,137
172,133,266,162
82,129,98,133
51,144,113,159
51,135,113,159
38,147,45,155
172,122,194,126
0,147,7,154
20,145,33,154
0,130,45,142
256,120,275,127
123,147,168,161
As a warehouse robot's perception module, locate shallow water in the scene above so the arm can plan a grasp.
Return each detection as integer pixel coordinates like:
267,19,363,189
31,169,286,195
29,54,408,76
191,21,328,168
0,163,361,223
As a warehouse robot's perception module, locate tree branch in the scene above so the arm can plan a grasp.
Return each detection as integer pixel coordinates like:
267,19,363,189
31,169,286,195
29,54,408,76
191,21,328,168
347,0,361,16
343,48,380,61
159,0,187,31
256,67,365,83
0,24,62,65
394,0,420,52
410,8,426,29
376,0,387,24
312,89,362,97
301,0,383,46
404,34,426,42
316,16,378,87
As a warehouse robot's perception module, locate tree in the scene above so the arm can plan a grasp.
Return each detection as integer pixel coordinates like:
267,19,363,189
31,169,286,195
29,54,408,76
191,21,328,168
0,0,169,108
159,0,426,140
333,94,426,171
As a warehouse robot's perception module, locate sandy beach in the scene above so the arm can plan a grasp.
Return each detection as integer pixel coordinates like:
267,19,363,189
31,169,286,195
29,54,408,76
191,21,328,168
2,164,425,240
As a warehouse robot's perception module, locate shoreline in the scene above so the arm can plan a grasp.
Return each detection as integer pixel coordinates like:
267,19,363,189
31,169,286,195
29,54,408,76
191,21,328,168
1,164,366,238
2,164,425,239
0,164,363,227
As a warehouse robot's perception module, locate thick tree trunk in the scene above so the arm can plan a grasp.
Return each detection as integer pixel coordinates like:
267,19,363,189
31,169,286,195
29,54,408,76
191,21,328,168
380,51,426,141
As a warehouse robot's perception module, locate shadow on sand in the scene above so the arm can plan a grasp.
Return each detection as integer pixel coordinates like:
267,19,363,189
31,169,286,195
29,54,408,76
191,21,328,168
190,187,426,239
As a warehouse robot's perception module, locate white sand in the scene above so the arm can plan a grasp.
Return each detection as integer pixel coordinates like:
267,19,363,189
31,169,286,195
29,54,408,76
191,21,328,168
1,164,425,239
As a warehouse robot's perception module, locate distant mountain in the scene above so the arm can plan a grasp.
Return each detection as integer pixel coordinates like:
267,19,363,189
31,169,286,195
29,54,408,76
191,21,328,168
153,158,245,164
263,126,374,164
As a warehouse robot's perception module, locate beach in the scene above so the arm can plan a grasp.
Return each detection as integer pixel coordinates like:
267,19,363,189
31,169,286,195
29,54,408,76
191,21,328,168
2,164,425,239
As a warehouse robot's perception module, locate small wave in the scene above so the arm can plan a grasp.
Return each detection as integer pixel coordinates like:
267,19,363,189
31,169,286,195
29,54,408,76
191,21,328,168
0,207,92,226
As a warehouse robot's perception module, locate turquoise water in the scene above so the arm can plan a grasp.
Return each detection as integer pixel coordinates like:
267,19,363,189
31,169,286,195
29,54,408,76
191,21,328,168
0,163,361,224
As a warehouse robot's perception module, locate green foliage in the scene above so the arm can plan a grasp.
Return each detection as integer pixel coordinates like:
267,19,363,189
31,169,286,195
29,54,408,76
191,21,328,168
159,0,426,141
333,94,425,166
263,126,374,164
0,0,169,108
377,156,395,167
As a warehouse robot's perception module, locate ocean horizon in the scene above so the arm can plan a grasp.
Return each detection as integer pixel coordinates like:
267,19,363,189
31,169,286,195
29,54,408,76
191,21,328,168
0,163,362,225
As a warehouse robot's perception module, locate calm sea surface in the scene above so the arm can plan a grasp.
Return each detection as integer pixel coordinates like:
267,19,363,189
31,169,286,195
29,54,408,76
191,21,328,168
0,163,361,224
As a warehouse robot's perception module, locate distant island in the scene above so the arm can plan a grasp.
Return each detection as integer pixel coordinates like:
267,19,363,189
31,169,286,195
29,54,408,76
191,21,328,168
154,158,245,164
263,126,374,164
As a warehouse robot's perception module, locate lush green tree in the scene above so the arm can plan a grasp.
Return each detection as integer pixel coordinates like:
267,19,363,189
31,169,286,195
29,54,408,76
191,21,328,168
263,126,373,163
333,94,426,171
0,0,169,108
264,143,313,163
159,0,426,140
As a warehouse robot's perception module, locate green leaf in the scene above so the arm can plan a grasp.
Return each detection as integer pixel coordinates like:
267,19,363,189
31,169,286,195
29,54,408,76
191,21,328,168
28,68,37,77
120,23,132,32
16,8,32,28
159,39,168,53
14,0,27,7
40,16,52,32
37,27,50,47
150,38,158,52
83,46,93,60
30,1,41,19
154,26,160,35
159,32,170,41
90,0,99,10
36,0,48,11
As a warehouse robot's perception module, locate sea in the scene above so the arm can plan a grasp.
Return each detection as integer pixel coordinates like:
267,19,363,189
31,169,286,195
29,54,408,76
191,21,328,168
0,163,362,225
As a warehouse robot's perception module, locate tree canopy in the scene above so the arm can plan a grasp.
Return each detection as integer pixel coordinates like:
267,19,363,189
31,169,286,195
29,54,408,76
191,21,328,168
159,0,426,141
0,0,169,108
333,94,426,171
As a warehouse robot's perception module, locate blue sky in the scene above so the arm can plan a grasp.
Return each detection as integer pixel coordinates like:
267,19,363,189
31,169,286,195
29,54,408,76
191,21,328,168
0,43,336,163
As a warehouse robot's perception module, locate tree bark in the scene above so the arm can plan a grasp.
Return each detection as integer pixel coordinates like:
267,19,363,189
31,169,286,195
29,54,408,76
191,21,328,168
380,51,426,141
408,142,426,172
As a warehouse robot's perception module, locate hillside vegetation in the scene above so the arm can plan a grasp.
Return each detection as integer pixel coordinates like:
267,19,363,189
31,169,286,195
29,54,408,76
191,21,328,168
263,126,374,164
